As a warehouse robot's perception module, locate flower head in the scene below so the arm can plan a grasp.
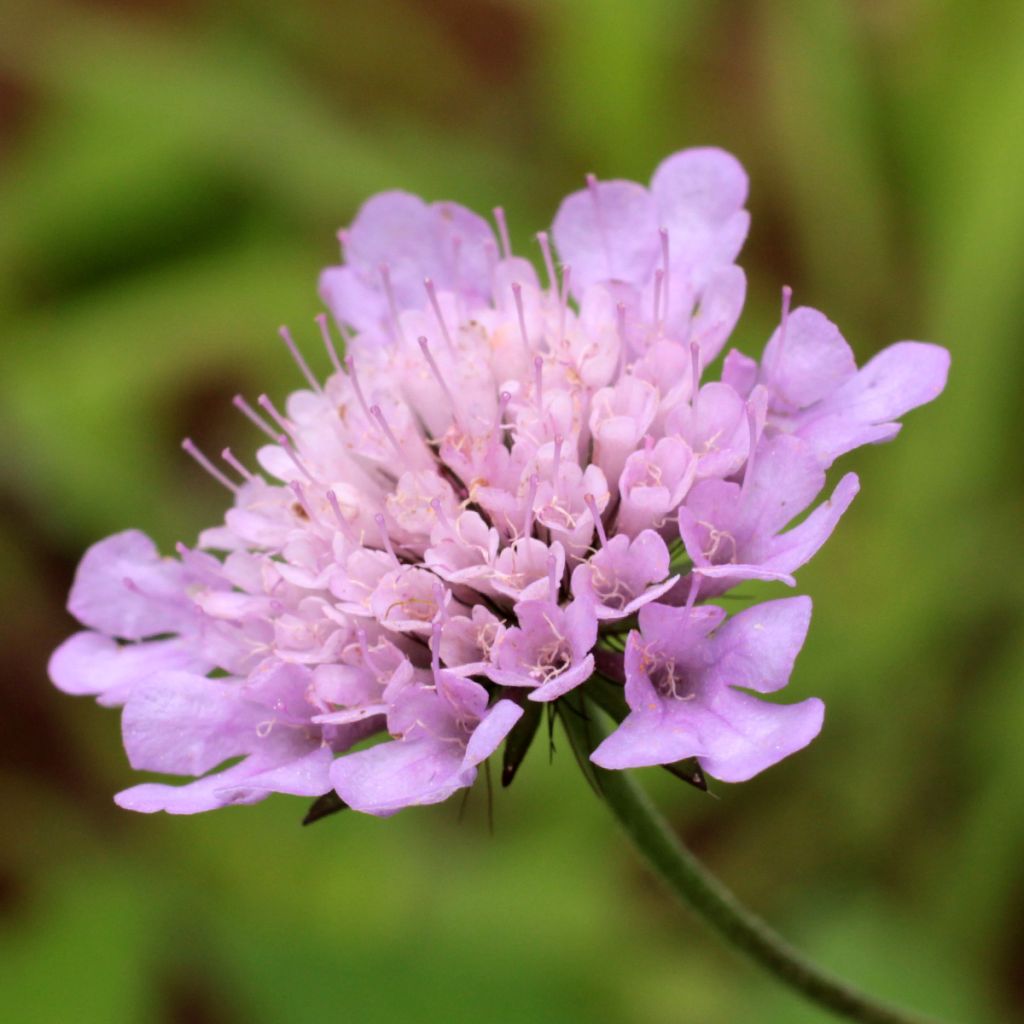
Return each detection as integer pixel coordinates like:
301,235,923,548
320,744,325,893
49,147,949,817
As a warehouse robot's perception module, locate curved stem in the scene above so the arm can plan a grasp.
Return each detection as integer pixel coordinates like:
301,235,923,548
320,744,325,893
560,701,949,1024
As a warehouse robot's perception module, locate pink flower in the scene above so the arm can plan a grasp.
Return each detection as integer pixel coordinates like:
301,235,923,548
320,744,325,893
49,147,949,815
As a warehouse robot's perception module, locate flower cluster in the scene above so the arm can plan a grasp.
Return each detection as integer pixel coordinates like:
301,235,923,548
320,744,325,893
49,148,949,817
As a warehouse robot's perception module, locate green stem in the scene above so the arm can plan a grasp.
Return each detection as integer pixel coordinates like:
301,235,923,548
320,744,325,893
560,701,949,1024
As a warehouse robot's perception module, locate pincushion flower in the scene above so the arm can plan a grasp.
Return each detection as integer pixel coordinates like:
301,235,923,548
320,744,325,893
49,147,949,823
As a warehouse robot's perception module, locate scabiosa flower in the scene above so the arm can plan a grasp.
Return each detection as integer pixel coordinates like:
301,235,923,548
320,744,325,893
49,147,949,818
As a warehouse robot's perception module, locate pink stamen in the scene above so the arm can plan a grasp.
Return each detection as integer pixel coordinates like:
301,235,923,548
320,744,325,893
547,552,559,602
424,278,455,354
369,405,404,457
278,325,322,393
534,355,544,407
536,231,557,291
379,263,403,342
345,356,373,421
316,313,343,375
511,282,531,357
558,265,572,342
417,335,462,428
773,285,793,375
584,493,607,546
429,497,451,530
740,403,760,500
586,173,612,276
289,480,319,522
257,394,294,437
653,269,665,332
277,434,316,483
233,394,277,441
181,438,239,493
690,341,702,400
685,573,701,610
221,447,254,481
659,227,671,323
373,512,398,562
325,489,358,542
523,473,539,538
493,206,512,260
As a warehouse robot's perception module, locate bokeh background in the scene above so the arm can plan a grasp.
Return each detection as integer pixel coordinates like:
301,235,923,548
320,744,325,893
2,1,1022,1022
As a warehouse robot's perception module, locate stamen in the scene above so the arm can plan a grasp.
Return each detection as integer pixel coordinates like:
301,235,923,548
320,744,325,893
429,496,451,530
221,447,254,481
345,356,373,421
586,173,612,274
659,227,671,323
690,341,702,400
685,573,700,610
181,438,239,493
773,285,793,374
379,263,404,342
511,282,531,357
430,620,442,676
417,336,461,424
356,627,370,662
558,265,572,342
277,434,316,483
523,473,539,538
369,404,404,457
373,512,398,562
533,355,545,408
325,489,358,542
547,552,559,602
653,269,665,333
232,394,277,441
316,313,343,375
257,394,294,437
493,206,512,260
289,480,319,522
278,325,322,394
424,278,455,354
536,231,557,292
740,403,760,500
551,435,564,491
584,493,607,546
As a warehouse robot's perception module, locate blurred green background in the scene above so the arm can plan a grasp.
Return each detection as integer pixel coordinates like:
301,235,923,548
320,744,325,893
1,1,1022,1022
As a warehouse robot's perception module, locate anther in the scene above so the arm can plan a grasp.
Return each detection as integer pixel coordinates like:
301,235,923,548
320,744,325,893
181,438,239,493
232,394,277,441
278,325,322,394
316,313,343,375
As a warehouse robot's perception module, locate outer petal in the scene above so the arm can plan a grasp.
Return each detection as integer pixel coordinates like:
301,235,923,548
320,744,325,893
463,700,524,766
691,692,824,783
761,472,860,574
67,530,194,640
762,307,857,410
48,631,208,706
689,264,747,364
590,703,706,770
817,341,950,423
330,737,467,817
121,672,265,775
708,596,812,694
552,179,659,293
